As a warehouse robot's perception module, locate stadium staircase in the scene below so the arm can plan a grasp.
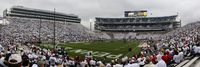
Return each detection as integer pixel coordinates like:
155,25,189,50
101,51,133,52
176,56,200,67
106,33,114,39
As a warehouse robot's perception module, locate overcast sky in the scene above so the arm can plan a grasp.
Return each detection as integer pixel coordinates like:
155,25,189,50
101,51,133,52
0,0,200,28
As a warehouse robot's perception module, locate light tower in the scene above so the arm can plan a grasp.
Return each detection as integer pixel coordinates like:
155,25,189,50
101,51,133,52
53,8,56,49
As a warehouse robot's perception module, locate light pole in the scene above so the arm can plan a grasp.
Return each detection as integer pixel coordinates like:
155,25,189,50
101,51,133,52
53,8,56,49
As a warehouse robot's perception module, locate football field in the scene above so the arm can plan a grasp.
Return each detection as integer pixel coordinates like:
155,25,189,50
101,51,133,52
40,40,140,62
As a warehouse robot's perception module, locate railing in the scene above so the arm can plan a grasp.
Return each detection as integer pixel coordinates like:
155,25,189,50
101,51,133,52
96,21,178,25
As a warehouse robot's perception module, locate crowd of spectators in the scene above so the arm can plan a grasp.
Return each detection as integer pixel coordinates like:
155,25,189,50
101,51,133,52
0,17,100,45
0,17,200,67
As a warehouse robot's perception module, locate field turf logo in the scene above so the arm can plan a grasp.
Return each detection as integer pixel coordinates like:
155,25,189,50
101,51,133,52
65,47,123,59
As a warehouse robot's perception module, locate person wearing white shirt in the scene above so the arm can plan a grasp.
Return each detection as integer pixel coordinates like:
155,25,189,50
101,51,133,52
125,59,139,67
69,60,75,66
49,56,56,66
89,59,96,66
178,51,184,61
32,64,38,67
124,64,130,67
28,53,33,59
193,45,198,53
156,54,167,67
113,64,123,67
139,57,146,66
129,62,140,67
0,55,7,67
173,52,180,64
144,62,155,67
106,63,111,67
183,46,189,56
80,60,88,67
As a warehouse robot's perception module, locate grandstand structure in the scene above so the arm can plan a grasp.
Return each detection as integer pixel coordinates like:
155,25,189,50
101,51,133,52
0,6,101,44
95,10,181,32
3,6,81,23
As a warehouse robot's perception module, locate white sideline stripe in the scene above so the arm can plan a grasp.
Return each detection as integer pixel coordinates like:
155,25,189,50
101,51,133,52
183,57,199,67
176,60,189,67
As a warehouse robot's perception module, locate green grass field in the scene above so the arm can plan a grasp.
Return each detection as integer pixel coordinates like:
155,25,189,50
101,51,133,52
40,40,140,62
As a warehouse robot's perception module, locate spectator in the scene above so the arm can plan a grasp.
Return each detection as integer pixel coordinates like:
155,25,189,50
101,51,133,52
156,54,167,67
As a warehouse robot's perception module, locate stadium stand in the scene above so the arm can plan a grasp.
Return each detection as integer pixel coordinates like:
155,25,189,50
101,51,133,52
3,6,81,23
0,17,100,45
95,15,181,32
95,10,181,40
0,21,200,67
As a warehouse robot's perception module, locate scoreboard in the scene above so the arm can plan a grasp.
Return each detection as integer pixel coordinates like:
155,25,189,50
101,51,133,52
124,10,148,17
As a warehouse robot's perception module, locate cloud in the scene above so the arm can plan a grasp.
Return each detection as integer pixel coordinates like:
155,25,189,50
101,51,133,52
0,0,200,28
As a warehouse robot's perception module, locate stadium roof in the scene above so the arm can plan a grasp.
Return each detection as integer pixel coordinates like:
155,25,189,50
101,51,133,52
11,6,78,17
96,15,178,19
